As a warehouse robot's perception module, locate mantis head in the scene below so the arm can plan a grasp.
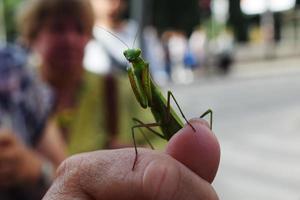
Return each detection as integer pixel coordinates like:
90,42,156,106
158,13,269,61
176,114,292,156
123,48,141,63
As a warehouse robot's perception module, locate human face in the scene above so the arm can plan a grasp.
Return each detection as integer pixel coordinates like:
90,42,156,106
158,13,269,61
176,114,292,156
32,17,90,74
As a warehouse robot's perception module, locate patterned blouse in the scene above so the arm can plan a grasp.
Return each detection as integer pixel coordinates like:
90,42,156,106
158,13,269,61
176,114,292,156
0,44,53,146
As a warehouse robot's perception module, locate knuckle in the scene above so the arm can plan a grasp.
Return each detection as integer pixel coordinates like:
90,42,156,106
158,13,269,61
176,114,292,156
55,154,85,184
43,155,86,199
143,159,181,200
49,154,89,197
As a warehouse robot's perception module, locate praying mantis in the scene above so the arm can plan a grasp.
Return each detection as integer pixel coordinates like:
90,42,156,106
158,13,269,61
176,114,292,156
98,27,213,170
123,48,213,170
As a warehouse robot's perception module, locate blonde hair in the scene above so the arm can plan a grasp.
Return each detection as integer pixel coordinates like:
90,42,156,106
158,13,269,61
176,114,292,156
17,0,94,45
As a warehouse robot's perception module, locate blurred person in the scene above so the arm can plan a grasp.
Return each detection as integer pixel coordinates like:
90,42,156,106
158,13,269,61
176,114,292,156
214,28,234,74
0,44,66,200
162,30,194,84
85,0,167,83
189,27,207,70
17,0,152,153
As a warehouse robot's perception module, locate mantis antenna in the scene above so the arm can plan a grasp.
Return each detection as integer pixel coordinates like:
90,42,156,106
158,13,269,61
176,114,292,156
96,26,130,49
132,25,141,48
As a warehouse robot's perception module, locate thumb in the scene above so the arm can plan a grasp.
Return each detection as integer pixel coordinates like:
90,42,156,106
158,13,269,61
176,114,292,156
43,149,218,200
165,118,220,183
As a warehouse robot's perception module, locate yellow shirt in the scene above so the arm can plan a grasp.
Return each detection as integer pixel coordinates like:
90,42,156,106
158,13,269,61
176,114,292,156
55,71,154,154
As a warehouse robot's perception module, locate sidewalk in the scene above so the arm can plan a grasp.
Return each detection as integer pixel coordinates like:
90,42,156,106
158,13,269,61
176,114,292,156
230,41,300,79
234,41,300,63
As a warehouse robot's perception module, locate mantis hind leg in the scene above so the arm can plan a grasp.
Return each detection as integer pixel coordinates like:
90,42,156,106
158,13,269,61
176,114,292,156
133,125,154,150
131,118,166,170
167,91,196,131
200,109,213,130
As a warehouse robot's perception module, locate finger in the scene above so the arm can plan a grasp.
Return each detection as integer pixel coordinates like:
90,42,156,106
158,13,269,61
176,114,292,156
43,149,218,200
0,178,17,188
0,156,17,169
165,118,220,183
0,166,17,188
0,158,18,182
0,165,14,178
0,179,15,188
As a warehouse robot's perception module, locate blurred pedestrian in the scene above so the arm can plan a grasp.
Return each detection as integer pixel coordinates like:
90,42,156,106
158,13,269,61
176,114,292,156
85,0,167,82
189,27,207,70
17,0,152,153
162,30,194,84
0,44,66,200
214,28,234,74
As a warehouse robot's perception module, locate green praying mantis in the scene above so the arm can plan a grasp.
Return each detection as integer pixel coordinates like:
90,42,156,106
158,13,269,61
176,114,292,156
124,48,213,170
99,27,213,170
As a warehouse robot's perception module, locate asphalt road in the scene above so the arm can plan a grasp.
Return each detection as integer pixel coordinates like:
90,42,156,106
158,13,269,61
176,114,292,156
166,58,300,200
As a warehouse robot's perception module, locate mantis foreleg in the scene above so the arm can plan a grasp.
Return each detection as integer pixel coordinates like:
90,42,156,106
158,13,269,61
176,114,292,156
128,67,148,108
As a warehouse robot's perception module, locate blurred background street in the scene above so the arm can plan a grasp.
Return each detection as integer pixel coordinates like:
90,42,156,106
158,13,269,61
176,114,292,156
167,55,300,200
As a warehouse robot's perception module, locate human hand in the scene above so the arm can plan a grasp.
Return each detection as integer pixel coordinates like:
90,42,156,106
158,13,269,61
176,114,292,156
0,129,42,188
43,119,220,200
